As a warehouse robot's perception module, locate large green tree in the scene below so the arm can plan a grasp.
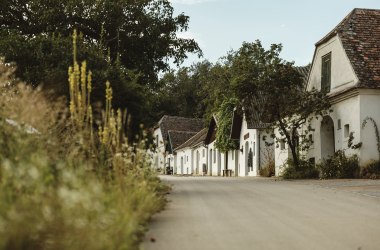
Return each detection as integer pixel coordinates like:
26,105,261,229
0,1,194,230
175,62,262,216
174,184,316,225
0,0,201,133
0,0,201,85
229,40,330,169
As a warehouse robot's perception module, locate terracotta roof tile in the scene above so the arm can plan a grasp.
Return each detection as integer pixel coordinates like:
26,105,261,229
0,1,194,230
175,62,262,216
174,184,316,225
317,8,380,88
175,128,207,151
167,130,198,153
157,115,204,144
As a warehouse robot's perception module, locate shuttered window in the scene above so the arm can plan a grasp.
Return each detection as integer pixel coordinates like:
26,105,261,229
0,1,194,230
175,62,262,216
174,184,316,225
321,53,331,92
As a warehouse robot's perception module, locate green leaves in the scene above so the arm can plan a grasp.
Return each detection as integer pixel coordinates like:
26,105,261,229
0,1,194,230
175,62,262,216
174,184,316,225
214,98,239,152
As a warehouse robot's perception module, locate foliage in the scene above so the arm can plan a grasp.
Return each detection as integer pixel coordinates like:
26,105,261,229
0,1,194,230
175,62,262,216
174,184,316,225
214,98,239,152
0,41,167,249
317,150,359,179
0,0,201,135
362,116,380,160
282,158,319,179
0,0,201,85
228,40,331,170
360,161,380,179
153,60,233,122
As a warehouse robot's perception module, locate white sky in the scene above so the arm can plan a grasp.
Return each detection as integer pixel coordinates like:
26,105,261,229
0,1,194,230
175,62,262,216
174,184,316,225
170,0,380,67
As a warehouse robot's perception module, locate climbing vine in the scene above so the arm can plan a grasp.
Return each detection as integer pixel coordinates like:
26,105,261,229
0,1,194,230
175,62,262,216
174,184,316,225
214,98,240,152
362,117,380,160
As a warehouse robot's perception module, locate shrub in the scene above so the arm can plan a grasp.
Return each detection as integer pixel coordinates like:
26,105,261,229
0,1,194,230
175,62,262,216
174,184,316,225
259,158,275,177
361,161,380,179
282,158,319,179
317,150,359,179
0,42,167,249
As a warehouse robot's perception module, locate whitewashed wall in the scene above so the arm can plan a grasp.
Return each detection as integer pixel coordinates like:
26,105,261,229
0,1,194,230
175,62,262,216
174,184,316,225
192,145,208,175
176,147,193,175
206,141,225,176
238,114,274,176
151,128,165,171
307,35,358,94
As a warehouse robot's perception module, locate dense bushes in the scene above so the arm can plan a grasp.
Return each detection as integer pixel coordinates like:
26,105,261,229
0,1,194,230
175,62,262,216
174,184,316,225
282,158,319,179
0,53,167,249
317,150,359,179
361,161,380,179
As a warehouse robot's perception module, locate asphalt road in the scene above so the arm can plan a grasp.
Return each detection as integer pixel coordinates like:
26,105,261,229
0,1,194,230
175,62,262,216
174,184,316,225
142,176,380,250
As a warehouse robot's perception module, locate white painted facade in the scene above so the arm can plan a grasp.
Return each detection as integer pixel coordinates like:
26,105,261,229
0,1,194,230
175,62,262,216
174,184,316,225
238,114,274,177
274,128,292,176
192,145,208,175
151,127,165,171
304,34,380,166
175,147,193,175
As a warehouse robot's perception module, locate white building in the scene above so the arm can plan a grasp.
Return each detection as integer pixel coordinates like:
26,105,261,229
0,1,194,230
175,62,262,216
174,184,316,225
230,106,274,177
150,115,204,172
305,8,380,167
174,128,208,175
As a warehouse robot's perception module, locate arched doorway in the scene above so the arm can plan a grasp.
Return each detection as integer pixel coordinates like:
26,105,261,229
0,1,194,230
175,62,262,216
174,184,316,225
321,116,335,159
234,150,239,176
217,150,221,176
244,141,249,176
196,150,200,175
209,149,213,176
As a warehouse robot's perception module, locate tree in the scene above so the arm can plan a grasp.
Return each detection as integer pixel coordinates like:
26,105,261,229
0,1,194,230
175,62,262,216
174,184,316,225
153,59,234,123
0,0,201,134
230,40,330,170
0,0,201,86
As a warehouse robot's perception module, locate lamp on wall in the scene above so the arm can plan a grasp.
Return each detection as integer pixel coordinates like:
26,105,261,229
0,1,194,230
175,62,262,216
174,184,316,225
240,146,243,153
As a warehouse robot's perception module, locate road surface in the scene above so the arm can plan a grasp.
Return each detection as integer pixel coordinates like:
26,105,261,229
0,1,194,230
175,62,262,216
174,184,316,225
142,176,380,250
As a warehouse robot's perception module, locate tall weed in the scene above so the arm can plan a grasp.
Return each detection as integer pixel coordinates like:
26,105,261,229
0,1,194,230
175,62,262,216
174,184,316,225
0,36,166,249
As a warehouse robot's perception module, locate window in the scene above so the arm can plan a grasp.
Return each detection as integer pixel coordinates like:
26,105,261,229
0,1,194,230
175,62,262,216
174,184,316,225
214,150,216,163
187,156,188,162
253,142,256,156
344,124,350,138
202,149,205,157
338,119,341,130
321,53,331,92
156,135,159,146
232,151,234,160
280,140,286,150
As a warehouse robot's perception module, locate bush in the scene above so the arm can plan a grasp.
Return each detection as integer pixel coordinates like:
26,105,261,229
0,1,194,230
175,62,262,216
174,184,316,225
259,159,275,177
361,161,380,179
282,158,319,179
317,150,359,179
0,56,167,249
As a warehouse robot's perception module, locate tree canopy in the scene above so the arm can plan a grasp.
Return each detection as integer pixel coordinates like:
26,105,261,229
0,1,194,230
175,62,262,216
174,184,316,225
228,40,331,169
0,0,201,134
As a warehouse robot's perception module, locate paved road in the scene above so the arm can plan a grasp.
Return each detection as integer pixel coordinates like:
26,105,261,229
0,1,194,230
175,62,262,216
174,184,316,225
142,176,380,250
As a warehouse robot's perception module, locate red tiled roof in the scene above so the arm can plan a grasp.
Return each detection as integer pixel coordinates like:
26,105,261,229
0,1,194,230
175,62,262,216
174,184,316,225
167,130,198,153
157,115,204,144
175,128,207,151
316,8,380,88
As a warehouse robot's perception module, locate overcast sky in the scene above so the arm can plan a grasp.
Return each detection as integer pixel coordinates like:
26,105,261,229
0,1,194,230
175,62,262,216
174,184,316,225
169,0,380,67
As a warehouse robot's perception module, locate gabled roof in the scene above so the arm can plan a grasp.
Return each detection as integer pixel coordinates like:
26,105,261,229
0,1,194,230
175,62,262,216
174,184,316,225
243,97,272,129
156,115,204,144
315,8,380,88
204,115,218,145
230,109,243,140
175,128,208,151
166,130,198,154
294,65,311,88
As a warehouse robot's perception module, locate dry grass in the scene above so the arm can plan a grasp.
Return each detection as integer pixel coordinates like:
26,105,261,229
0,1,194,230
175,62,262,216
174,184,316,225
0,54,167,249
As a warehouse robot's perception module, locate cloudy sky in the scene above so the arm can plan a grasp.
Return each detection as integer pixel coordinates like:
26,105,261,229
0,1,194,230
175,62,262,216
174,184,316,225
169,0,380,67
